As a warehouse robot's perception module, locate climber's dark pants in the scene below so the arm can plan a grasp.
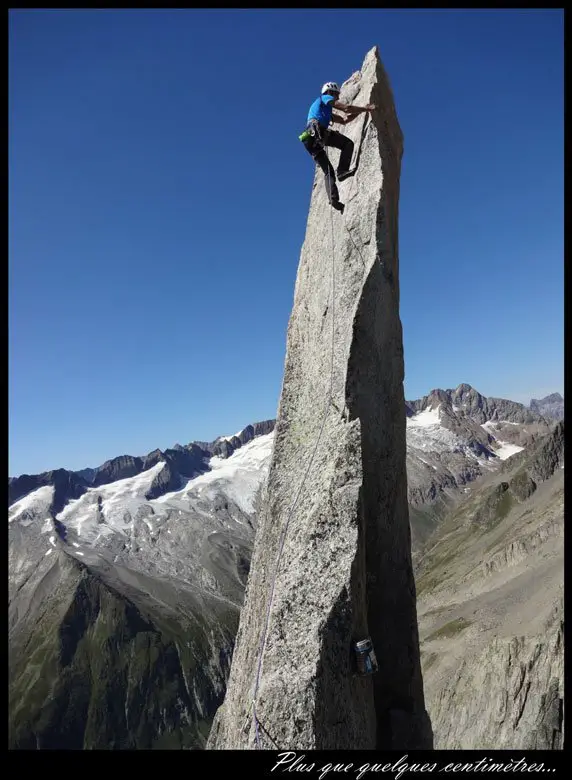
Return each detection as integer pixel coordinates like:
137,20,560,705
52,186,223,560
303,127,354,205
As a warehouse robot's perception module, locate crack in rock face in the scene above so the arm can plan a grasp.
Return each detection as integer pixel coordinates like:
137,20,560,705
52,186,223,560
207,46,432,751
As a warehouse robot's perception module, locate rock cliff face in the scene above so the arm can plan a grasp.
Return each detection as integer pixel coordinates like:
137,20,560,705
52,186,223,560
208,47,432,750
404,386,554,550
9,469,89,514
416,424,564,749
9,551,236,749
530,393,564,422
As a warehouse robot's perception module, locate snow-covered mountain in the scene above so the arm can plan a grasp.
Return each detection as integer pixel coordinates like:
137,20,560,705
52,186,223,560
8,386,557,748
8,427,275,750
10,387,554,581
404,384,553,546
10,431,274,604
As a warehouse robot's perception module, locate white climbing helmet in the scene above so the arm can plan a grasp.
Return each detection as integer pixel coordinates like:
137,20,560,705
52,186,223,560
321,81,340,95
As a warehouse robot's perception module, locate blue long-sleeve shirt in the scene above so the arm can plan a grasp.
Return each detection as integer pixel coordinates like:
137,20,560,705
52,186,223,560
307,94,335,128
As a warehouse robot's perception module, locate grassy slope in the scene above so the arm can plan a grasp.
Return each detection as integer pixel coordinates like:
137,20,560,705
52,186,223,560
413,425,564,748
9,553,238,750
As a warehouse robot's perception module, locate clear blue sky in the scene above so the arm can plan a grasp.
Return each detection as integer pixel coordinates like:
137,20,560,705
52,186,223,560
9,9,563,476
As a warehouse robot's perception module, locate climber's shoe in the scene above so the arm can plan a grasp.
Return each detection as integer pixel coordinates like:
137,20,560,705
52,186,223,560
337,168,357,182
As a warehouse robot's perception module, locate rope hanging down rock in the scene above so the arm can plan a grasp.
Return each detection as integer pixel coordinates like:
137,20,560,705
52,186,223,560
251,151,340,750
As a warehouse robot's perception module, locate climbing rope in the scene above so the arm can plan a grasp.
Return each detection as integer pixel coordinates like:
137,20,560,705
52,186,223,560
251,150,339,749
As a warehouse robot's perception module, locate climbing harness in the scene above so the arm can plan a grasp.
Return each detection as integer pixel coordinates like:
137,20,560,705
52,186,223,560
299,119,327,153
251,150,339,750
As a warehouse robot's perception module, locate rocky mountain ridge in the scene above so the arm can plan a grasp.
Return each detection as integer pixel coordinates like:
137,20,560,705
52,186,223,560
403,384,554,548
9,398,562,749
9,384,555,573
529,392,564,421
9,549,237,749
9,420,275,507
415,422,564,748
9,428,274,749
10,385,553,522
9,412,564,748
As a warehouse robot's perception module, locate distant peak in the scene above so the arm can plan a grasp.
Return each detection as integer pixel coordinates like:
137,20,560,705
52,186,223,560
364,44,380,63
531,392,563,403
424,388,449,409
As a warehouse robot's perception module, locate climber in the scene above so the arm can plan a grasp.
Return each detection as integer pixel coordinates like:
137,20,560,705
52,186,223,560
300,82,376,214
